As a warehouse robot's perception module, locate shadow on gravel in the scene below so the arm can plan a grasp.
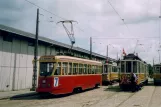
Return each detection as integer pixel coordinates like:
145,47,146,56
104,85,140,93
146,82,161,86
10,87,100,100
10,93,72,100
104,85,121,92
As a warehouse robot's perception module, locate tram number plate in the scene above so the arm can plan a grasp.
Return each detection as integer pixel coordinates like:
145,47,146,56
54,77,59,87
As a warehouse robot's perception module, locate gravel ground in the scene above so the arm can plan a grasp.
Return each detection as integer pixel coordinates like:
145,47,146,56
0,83,161,107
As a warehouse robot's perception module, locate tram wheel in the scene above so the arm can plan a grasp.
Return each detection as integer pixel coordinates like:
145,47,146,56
73,87,82,93
154,81,157,85
144,80,148,85
95,83,100,88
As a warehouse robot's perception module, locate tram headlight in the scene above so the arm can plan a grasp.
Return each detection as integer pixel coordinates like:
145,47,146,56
42,80,46,83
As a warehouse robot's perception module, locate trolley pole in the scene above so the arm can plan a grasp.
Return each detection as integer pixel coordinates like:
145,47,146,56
31,8,39,91
90,37,92,60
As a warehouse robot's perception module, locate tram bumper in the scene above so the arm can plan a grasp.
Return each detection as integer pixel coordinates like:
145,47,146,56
36,88,53,93
154,78,161,84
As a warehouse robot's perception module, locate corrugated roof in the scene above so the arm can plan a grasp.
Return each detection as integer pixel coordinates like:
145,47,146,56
0,24,116,61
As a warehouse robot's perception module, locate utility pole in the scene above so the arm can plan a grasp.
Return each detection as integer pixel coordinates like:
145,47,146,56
31,8,39,91
90,37,92,60
117,52,118,60
107,45,108,60
158,50,161,63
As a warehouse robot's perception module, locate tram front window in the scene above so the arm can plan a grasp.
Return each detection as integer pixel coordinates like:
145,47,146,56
133,61,137,73
155,66,160,73
40,62,55,76
121,61,125,73
126,61,131,73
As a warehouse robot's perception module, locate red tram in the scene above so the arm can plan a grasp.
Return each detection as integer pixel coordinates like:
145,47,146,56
36,55,102,95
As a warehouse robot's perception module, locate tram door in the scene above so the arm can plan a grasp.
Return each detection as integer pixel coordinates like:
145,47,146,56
102,64,108,82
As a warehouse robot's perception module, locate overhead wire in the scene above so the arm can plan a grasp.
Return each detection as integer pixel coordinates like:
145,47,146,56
146,0,161,61
91,37,159,39
24,0,65,20
24,0,84,32
106,0,131,35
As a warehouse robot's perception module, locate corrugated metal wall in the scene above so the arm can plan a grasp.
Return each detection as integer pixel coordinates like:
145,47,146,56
0,35,56,91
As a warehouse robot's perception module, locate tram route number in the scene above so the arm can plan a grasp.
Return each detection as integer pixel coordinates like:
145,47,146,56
54,77,59,87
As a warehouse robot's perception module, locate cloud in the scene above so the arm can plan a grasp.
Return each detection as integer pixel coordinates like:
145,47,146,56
0,0,161,64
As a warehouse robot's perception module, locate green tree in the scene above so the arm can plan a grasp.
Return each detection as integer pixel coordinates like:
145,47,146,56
148,64,153,78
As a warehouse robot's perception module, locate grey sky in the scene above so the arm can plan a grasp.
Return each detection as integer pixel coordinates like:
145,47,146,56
0,0,161,64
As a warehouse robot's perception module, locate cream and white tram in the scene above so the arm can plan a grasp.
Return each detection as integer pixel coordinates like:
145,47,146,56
119,54,148,90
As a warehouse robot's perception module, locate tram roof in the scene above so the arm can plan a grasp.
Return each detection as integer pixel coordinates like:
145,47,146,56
55,55,102,64
122,53,147,64
123,53,142,60
120,59,147,63
41,55,102,65
154,64,161,66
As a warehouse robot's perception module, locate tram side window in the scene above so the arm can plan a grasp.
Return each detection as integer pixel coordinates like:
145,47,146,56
108,65,111,73
133,61,137,73
112,67,114,72
113,67,117,72
68,63,72,75
140,63,143,73
145,66,147,73
94,65,96,74
91,65,95,74
145,65,147,73
104,65,108,73
62,62,68,75
100,66,102,74
126,61,131,73
137,62,140,73
95,66,99,74
83,64,87,74
118,67,120,72
88,65,91,74
54,62,61,75
79,64,83,74
121,61,125,73
140,64,142,73
73,63,78,75
142,64,145,73
96,66,100,74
